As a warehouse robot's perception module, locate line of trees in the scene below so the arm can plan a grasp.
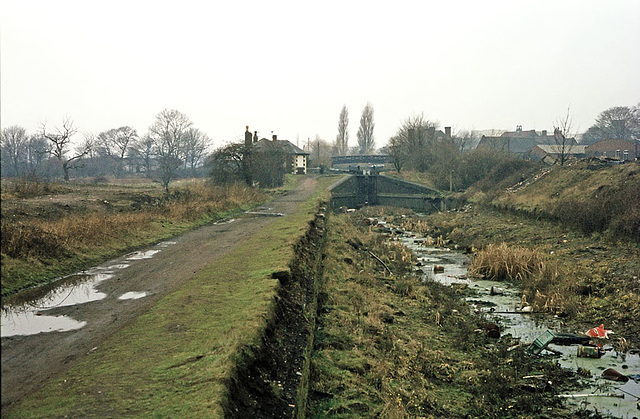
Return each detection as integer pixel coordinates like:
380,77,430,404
1,109,211,190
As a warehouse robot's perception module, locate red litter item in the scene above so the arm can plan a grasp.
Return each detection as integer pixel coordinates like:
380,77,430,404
584,324,614,339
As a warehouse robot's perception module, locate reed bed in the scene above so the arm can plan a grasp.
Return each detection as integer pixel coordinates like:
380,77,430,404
470,242,547,281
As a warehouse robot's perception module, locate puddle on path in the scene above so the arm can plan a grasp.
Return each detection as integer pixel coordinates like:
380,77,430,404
387,221,640,418
2,242,168,337
118,291,148,300
1,271,112,337
214,218,236,225
125,249,161,260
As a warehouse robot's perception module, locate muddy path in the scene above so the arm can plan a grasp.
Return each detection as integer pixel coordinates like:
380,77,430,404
1,177,319,412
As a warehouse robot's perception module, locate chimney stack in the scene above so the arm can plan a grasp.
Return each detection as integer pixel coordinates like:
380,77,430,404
272,134,277,141
445,126,452,140
245,126,252,149
541,130,547,137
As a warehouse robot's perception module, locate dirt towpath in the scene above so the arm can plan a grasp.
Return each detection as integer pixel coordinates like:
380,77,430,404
1,177,319,412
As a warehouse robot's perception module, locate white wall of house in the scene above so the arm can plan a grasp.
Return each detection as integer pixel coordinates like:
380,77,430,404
294,155,307,174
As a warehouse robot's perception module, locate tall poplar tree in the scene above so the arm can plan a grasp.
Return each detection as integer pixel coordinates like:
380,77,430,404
334,105,349,155
357,102,375,154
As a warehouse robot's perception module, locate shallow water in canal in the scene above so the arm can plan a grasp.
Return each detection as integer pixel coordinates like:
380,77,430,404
385,220,640,418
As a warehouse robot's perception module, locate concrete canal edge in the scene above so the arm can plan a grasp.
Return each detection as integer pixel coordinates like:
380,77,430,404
224,206,328,418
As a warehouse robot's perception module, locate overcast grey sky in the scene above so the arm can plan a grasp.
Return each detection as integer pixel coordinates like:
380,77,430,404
2,0,639,150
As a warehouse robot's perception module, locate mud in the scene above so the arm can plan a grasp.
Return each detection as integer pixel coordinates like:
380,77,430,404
1,177,319,414
224,208,327,418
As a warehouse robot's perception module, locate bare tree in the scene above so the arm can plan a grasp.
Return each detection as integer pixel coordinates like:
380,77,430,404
40,117,91,182
131,134,155,176
357,102,375,154
181,128,210,172
309,135,332,169
334,105,349,156
1,125,28,177
453,129,479,153
553,106,576,166
387,114,439,172
25,135,49,173
96,126,138,177
582,104,640,144
148,109,192,191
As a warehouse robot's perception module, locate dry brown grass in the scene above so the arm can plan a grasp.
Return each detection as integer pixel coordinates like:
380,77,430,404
470,242,549,281
2,183,264,259
1,182,267,296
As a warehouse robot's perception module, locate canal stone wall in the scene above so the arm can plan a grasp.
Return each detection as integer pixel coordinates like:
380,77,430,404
329,174,443,212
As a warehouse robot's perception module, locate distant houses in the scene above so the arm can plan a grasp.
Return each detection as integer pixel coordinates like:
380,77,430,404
477,125,578,160
530,144,586,164
585,139,639,161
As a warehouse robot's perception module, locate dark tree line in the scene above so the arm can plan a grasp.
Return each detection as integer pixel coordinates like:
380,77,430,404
1,109,211,190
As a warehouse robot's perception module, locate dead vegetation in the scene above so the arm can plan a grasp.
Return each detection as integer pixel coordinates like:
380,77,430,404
309,209,578,418
470,242,552,282
1,179,266,297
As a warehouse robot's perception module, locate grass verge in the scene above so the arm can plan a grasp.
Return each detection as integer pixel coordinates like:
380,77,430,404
4,176,335,418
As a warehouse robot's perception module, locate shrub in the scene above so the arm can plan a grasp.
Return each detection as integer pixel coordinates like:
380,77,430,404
552,176,640,241
1,221,67,258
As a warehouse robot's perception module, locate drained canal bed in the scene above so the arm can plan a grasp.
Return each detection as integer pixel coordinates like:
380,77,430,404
376,217,640,418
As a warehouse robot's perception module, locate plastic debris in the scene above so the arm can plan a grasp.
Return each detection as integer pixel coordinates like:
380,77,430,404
585,324,614,339
551,333,591,346
602,368,629,382
526,330,556,355
484,323,500,338
577,345,604,358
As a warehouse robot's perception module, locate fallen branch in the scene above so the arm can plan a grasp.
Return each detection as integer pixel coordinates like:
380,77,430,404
368,250,392,276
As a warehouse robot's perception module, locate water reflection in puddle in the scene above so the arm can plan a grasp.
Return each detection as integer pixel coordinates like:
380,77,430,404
1,272,112,337
125,250,160,260
1,312,87,336
390,221,640,418
118,291,148,300
2,243,164,337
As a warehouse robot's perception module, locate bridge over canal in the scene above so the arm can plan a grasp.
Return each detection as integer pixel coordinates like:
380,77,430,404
329,173,444,212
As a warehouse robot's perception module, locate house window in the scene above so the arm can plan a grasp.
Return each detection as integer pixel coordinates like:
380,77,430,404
615,149,621,159
623,150,629,160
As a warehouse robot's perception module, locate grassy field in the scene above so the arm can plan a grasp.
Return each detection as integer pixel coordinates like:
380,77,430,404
6,176,335,418
1,177,277,297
